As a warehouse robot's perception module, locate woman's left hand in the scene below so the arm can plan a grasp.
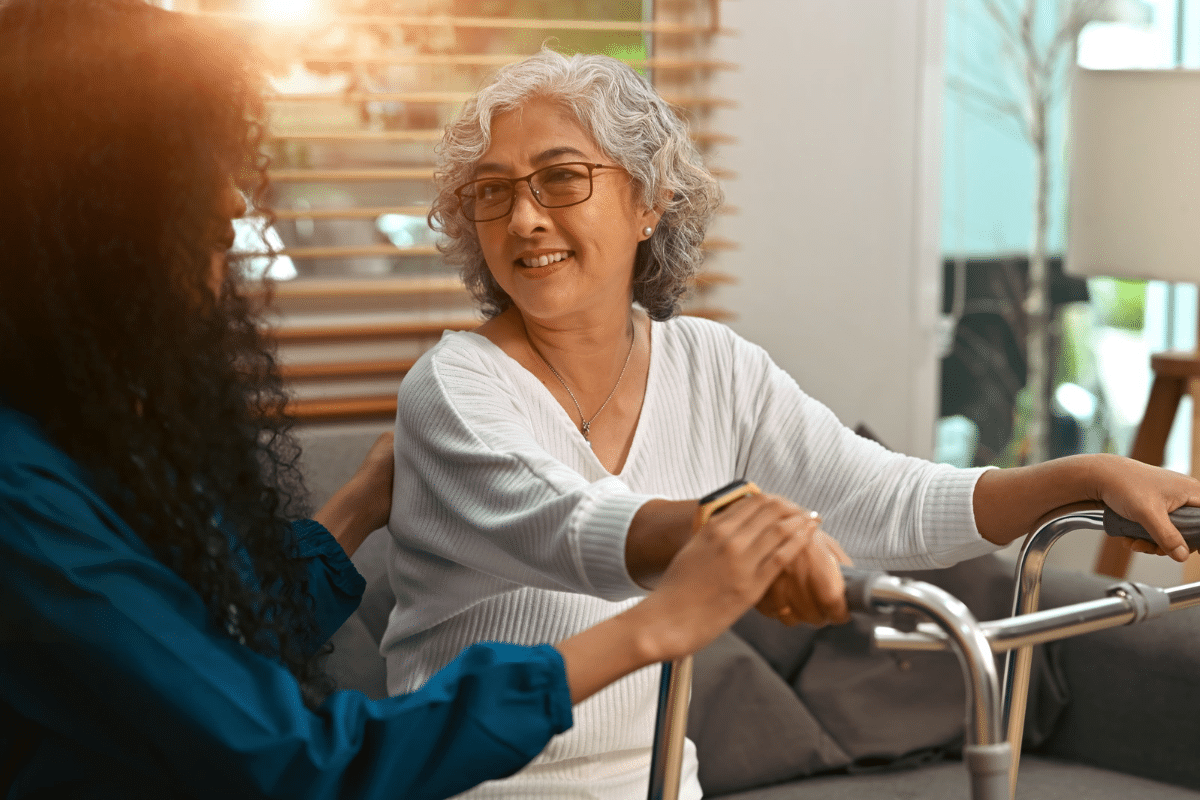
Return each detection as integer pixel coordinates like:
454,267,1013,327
1090,454,1200,561
976,453,1200,559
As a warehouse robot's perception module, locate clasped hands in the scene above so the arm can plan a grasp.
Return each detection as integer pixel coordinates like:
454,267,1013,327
724,494,853,627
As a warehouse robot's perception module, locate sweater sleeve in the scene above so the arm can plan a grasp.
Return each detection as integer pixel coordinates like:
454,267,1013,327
724,333,998,570
0,457,572,800
389,339,653,604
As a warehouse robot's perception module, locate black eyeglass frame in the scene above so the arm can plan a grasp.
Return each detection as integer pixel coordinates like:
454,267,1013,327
453,162,624,222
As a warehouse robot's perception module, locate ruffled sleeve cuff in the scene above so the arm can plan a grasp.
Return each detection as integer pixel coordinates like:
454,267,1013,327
291,519,367,598
530,643,574,736
290,519,367,646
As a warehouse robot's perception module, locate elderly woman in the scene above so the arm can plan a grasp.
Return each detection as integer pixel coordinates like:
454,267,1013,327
384,49,1200,798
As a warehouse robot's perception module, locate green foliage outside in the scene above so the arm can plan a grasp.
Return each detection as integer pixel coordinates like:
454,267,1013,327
1089,277,1147,332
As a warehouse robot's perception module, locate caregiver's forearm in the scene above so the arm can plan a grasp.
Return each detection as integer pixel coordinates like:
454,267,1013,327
624,499,697,588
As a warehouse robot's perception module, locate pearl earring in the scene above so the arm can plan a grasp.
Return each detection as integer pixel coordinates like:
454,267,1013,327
642,226,654,237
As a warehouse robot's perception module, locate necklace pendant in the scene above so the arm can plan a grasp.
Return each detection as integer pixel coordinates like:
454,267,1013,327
581,420,591,442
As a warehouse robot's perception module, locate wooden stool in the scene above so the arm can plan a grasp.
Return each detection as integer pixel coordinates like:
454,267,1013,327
1095,351,1200,578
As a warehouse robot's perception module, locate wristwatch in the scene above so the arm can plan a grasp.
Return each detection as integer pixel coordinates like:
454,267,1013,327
692,478,761,532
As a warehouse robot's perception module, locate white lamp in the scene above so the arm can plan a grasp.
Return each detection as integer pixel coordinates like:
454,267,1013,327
1069,68,1200,282
1067,66,1200,578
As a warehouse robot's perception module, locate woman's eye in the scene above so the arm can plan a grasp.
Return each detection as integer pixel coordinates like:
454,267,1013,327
476,181,509,201
542,168,582,184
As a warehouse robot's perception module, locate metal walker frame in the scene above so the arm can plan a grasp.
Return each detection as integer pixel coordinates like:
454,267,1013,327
647,509,1200,800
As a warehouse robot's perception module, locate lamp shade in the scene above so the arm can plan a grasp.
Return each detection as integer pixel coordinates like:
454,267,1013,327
1067,68,1200,281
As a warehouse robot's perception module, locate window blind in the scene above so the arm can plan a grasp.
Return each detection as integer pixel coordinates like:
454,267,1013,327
182,0,736,422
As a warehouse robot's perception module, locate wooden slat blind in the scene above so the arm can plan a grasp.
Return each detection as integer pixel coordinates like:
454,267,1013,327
180,0,736,422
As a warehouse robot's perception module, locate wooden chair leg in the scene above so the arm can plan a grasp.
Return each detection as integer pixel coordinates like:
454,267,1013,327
1094,374,1186,578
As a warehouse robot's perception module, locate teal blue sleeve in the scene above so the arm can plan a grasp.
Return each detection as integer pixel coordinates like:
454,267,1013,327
0,432,573,799
287,518,367,649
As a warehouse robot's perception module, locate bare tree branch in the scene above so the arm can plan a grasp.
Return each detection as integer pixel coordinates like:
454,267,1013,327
1019,0,1046,82
947,76,1034,141
982,0,1025,54
947,76,1028,119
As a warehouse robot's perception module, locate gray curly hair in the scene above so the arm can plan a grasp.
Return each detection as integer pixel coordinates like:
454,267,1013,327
429,48,723,321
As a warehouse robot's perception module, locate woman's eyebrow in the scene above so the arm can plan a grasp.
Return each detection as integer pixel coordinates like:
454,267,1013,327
532,146,590,165
472,147,592,177
470,164,500,178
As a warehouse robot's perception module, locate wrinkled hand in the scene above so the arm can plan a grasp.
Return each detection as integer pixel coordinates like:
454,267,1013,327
637,494,830,661
1093,454,1200,562
755,513,852,626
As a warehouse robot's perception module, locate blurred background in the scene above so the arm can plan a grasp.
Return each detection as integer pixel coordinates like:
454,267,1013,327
160,0,1200,583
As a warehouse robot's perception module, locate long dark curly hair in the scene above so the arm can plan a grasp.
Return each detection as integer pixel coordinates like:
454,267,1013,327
0,0,330,705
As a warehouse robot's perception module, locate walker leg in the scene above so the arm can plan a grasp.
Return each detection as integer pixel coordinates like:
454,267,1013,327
646,655,692,800
1001,511,1105,799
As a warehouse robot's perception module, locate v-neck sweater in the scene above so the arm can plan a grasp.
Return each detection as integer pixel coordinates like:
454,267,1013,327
382,315,996,799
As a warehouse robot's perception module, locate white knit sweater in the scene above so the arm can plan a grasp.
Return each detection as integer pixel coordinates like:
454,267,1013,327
382,315,996,799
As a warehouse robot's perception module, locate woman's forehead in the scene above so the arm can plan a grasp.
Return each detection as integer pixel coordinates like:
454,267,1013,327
476,99,604,171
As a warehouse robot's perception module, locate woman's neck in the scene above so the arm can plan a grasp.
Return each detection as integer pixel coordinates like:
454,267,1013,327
518,308,640,393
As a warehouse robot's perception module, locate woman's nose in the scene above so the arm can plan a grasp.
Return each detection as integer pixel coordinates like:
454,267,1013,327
507,181,549,236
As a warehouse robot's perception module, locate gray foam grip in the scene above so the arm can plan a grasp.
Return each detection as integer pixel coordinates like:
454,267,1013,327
840,566,884,613
1103,505,1200,550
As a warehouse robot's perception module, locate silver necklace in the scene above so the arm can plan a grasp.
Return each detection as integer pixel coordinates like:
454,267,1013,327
527,323,636,448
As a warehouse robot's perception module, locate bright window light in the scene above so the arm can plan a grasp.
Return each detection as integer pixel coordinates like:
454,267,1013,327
256,0,317,23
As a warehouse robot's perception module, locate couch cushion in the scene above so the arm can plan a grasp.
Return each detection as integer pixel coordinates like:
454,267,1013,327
709,755,1200,800
792,620,966,765
687,630,850,796
1032,567,1200,791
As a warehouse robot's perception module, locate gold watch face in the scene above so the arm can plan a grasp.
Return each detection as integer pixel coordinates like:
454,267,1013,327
699,479,753,507
696,480,761,528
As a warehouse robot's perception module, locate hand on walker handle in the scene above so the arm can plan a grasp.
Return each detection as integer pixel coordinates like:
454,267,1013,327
754,512,852,628
1106,504,1200,559
1056,453,1195,561
556,493,834,704
1089,456,1200,563
637,494,841,661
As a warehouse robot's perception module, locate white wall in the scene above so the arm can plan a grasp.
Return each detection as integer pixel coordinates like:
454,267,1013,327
708,0,946,458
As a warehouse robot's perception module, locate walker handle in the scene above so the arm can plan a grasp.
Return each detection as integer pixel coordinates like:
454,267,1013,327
1103,506,1200,550
840,566,887,614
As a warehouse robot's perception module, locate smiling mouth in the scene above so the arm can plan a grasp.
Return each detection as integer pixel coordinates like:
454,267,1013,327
517,251,571,268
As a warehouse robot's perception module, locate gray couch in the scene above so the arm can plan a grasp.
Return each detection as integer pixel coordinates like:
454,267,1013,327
298,424,1200,799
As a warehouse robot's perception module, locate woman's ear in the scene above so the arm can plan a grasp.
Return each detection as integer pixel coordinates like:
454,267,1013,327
636,185,671,239
638,204,664,240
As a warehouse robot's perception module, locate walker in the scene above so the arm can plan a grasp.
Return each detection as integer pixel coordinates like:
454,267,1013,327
647,507,1200,800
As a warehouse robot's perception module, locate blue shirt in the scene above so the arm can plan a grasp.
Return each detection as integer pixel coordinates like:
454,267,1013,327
0,405,572,799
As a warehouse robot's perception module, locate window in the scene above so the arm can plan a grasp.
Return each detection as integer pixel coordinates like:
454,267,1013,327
176,0,735,421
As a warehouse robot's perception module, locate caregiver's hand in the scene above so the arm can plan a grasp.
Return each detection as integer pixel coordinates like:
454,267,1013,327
637,493,827,659
314,431,395,558
556,493,818,703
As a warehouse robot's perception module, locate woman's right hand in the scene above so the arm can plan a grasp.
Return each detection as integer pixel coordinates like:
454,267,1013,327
633,494,841,662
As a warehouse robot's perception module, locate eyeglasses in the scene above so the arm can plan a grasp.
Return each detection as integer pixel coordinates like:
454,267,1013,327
454,162,624,222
